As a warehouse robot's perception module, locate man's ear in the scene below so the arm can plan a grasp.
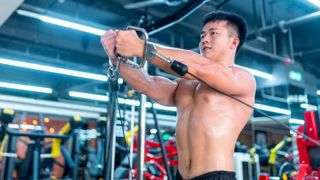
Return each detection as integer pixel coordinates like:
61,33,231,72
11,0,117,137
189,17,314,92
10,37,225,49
230,37,240,50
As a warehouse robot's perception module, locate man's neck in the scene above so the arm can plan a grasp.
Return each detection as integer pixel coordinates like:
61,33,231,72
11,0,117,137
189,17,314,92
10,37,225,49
211,56,235,67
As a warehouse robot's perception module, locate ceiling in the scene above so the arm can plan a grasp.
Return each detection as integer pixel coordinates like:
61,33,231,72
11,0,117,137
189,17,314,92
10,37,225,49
0,0,319,125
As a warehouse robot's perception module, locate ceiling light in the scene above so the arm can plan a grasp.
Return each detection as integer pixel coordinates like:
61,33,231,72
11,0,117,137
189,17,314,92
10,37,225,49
150,103,177,111
300,103,317,111
69,91,109,101
307,0,320,7
118,98,140,106
0,57,108,81
289,118,305,125
118,78,124,84
254,103,291,115
317,90,320,95
16,9,105,36
0,81,52,93
8,123,42,130
69,91,177,111
70,91,293,115
17,10,273,81
150,129,157,134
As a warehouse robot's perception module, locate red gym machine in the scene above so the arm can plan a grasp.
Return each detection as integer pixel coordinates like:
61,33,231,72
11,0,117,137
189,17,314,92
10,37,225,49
296,111,320,179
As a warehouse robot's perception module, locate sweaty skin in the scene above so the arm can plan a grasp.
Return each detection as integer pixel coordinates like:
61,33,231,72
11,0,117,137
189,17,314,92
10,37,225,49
101,20,256,179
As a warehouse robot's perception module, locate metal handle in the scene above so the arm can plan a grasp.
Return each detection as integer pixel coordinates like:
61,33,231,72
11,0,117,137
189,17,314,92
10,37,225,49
118,26,148,69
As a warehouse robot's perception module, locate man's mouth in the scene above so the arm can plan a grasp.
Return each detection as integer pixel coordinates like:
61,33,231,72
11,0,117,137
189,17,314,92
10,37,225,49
202,47,212,52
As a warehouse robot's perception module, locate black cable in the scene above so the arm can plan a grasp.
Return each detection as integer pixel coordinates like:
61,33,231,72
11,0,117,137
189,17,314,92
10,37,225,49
115,94,134,179
186,72,320,146
150,100,173,180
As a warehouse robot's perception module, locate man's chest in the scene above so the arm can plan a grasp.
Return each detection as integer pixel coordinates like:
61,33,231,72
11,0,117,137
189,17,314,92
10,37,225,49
175,80,231,109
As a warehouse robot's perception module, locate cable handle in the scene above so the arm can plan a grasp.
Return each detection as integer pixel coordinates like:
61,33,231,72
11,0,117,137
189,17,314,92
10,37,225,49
117,26,148,69
171,60,188,76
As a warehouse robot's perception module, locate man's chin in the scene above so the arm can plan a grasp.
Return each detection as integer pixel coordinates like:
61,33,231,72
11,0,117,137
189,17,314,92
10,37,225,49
201,53,208,57
202,54,211,58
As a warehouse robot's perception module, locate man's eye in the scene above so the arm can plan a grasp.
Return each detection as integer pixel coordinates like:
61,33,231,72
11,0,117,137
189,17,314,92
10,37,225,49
211,32,217,35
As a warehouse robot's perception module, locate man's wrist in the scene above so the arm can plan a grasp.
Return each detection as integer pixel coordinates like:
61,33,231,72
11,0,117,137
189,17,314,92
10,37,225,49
145,42,156,61
137,39,145,58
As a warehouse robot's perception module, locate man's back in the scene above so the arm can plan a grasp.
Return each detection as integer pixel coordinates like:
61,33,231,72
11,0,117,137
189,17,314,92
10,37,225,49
175,67,255,179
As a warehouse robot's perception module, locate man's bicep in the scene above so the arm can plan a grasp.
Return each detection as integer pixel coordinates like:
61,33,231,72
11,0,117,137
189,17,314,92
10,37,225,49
145,76,178,106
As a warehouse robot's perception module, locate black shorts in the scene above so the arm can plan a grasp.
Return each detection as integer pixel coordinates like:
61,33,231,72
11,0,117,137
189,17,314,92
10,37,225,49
175,170,236,180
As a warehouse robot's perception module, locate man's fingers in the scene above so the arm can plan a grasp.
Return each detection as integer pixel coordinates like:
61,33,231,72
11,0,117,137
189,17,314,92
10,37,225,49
101,30,117,45
101,29,117,39
100,30,118,59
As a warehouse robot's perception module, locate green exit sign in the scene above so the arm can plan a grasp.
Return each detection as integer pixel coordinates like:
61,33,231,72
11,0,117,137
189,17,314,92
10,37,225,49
289,70,302,82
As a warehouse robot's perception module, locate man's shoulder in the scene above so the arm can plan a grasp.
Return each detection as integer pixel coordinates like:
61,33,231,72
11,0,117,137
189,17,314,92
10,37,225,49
231,66,255,80
231,66,256,94
231,66,252,74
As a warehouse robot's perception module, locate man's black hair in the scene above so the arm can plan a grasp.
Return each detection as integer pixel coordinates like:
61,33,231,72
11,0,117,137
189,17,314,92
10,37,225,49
203,11,247,54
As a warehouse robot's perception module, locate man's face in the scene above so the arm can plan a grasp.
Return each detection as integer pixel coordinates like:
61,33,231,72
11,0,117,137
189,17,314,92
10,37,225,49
199,20,237,60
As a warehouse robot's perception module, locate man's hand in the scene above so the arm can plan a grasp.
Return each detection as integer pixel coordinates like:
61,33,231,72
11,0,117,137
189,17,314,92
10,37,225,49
101,30,117,65
115,30,145,58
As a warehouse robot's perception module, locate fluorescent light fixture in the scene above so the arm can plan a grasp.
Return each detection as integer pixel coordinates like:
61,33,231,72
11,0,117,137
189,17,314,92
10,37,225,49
300,103,317,111
235,65,273,80
290,130,297,135
70,91,294,115
118,78,124,84
0,94,103,118
117,97,177,111
254,103,291,115
150,128,157,134
16,9,105,36
289,118,305,125
150,103,177,111
0,82,52,93
118,98,140,106
0,58,108,81
16,9,273,81
307,0,320,7
69,91,177,112
8,123,42,130
69,91,109,101
317,90,320,95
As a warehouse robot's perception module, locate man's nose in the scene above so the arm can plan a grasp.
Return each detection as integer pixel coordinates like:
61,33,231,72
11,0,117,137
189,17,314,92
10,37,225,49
201,36,210,44
200,40,209,47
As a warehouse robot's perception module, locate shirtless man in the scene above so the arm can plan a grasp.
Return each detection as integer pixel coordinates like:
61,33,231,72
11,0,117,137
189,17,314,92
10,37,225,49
101,11,256,180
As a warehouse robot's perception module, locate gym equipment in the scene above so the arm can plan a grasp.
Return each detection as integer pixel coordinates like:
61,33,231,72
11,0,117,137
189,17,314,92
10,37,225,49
296,111,320,179
115,131,177,179
49,116,84,179
104,25,175,180
234,152,260,180
277,162,297,180
0,109,80,180
268,137,294,176
149,100,174,180
258,111,320,180
249,137,294,180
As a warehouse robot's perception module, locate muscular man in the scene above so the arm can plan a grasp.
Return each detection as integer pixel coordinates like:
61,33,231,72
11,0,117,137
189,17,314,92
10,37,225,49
101,11,256,180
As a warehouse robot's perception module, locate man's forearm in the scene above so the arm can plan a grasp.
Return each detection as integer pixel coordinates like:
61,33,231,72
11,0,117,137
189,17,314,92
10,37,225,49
146,44,208,79
118,61,154,94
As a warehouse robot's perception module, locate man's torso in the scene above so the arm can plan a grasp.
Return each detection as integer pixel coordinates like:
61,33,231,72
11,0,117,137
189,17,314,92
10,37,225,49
174,78,254,179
